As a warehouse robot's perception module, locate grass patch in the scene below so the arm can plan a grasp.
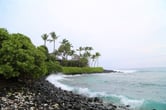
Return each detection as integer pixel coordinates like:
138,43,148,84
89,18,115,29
62,67,104,75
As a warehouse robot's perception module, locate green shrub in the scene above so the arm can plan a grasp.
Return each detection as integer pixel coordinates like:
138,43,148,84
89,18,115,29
0,32,48,79
0,28,9,48
46,61,62,74
60,58,88,67
62,67,104,75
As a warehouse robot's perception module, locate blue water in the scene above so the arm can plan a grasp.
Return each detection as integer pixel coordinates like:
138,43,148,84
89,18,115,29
47,67,166,110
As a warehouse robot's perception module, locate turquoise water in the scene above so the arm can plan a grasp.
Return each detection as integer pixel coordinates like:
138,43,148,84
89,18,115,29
47,67,166,110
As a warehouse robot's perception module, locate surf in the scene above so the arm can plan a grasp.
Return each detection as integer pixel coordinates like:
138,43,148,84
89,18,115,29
46,68,166,110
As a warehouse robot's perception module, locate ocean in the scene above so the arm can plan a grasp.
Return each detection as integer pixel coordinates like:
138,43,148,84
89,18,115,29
46,67,166,110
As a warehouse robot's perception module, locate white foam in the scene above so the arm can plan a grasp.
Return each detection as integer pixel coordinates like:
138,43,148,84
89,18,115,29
112,94,144,109
46,74,144,109
46,74,107,97
46,74,73,91
74,88,90,96
74,87,107,97
117,70,138,73
74,87,144,109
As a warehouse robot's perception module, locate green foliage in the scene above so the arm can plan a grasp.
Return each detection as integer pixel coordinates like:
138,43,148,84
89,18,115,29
79,58,88,67
62,67,104,75
49,32,58,52
37,45,50,61
46,61,62,73
32,47,48,78
37,45,62,74
60,58,88,67
58,39,72,60
0,32,48,79
0,65,18,78
41,31,102,68
41,33,48,46
0,27,103,79
0,28,9,48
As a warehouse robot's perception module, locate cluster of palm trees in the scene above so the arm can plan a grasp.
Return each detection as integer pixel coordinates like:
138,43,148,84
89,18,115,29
41,32,101,67
41,32,58,52
76,46,101,67
57,38,73,60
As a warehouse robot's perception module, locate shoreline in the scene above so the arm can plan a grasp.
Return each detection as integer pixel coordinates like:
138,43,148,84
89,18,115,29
0,76,129,110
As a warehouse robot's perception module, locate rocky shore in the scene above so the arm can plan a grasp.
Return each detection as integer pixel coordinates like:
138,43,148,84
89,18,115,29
0,77,129,110
103,69,122,73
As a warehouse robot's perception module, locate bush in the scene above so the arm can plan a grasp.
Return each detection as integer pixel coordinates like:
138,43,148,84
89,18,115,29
0,28,9,48
60,58,88,67
62,67,104,75
37,46,62,74
0,32,48,79
46,61,62,74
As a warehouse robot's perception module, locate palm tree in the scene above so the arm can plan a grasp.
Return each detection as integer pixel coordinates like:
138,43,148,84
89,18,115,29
69,50,75,60
95,52,101,67
41,33,48,46
53,49,60,59
84,47,89,52
61,39,68,45
91,54,96,67
76,46,84,57
58,39,73,60
84,46,93,52
83,51,91,58
83,46,93,66
88,47,93,52
50,32,58,52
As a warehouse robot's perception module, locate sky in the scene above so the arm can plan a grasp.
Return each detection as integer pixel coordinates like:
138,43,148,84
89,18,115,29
0,0,166,69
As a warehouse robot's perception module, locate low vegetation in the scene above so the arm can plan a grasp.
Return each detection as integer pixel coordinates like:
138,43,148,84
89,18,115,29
62,67,104,75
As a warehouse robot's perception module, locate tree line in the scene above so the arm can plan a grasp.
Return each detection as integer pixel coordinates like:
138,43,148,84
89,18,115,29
0,28,101,79
41,32,101,67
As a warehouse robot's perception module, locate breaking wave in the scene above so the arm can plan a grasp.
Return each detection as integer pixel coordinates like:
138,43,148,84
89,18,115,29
46,73,166,110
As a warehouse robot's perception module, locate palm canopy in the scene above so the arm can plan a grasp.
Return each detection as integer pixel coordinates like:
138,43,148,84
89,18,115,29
58,39,73,60
61,39,68,44
41,33,48,46
50,32,58,52
76,46,84,56
50,32,58,40
84,46,93,51
95,52,101,57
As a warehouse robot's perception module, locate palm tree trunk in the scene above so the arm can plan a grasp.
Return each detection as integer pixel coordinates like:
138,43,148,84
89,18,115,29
53,40,55,52
94,60,95,67
44,40,46,46
96,58,99,67
91,60,93,67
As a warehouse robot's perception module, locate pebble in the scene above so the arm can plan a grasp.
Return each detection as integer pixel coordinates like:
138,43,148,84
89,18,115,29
0,77,130,110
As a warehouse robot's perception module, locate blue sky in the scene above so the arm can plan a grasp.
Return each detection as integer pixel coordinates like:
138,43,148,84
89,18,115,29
0,0,166,69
